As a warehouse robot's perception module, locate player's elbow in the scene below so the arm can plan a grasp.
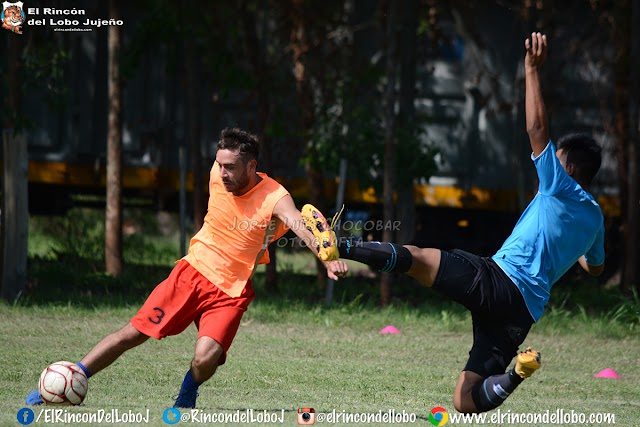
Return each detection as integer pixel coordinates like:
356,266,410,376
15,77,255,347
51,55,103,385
587,263,605,277
526,123,547,140
526,122,542,135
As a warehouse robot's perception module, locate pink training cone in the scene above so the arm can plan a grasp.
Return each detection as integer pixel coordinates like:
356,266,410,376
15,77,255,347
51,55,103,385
594,368,620,379
379,325,400,334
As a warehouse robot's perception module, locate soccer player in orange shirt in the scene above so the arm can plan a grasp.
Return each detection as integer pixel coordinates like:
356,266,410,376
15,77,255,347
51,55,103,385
27,128,348,408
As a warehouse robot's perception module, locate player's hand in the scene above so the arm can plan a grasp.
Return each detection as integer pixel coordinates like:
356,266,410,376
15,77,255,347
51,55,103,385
525,32,547,69
324,260,348,280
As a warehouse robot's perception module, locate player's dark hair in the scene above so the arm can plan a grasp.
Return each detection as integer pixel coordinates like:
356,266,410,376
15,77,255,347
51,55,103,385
218,127,260,164
557,133,602,186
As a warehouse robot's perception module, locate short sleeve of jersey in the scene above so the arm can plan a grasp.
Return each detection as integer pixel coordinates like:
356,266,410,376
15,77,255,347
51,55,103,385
585,222,605,266
533,141,572,196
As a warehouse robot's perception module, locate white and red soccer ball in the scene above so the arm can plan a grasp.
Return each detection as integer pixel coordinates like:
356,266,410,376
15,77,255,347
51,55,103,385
39,361,88,405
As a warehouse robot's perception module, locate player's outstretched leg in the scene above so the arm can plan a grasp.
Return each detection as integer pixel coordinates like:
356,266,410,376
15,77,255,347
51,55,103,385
301,204,414,271
470,347,541,412
26,323,147,405
338,237,413,273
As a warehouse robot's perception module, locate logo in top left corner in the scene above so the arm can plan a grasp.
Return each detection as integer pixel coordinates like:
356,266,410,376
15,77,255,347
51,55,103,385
2,1,25,34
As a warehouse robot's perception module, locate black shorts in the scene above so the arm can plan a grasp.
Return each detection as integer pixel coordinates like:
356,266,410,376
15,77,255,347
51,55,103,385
432,249,535,378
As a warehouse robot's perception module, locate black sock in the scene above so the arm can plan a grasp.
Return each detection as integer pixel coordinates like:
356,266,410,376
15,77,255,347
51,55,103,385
471,369,524,412
338,238,412,273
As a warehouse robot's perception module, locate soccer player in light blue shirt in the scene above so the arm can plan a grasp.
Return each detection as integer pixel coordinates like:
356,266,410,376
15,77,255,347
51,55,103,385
493,137,605,322
324,32,605,414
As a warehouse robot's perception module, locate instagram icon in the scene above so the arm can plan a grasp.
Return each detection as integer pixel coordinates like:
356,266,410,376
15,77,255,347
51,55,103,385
297,407,315,425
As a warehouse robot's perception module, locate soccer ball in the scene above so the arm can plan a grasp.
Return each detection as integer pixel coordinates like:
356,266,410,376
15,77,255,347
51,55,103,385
39,361,88,405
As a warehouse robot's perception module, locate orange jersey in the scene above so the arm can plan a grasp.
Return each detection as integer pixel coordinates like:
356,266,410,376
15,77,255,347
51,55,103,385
183,162,289,297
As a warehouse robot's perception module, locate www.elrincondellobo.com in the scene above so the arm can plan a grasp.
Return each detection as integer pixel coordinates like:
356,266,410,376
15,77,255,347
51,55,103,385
448,408,616,425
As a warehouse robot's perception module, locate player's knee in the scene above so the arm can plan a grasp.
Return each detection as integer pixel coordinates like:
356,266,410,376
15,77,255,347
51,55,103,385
452,389,476,413
405,246,440,286
193,342,223,369
115,324,149,348
405,245,421,255
452,391,464,413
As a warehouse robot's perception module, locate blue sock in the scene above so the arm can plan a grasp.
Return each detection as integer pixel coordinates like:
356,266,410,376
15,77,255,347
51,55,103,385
179,369,201,393
174,369,201,408
76,362,93,379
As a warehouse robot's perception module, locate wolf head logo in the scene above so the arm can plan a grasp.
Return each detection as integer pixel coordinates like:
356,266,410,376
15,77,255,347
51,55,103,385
2,1,24,34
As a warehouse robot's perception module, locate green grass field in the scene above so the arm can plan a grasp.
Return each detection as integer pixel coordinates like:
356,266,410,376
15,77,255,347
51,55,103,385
2,299,639,427
3,210,638,426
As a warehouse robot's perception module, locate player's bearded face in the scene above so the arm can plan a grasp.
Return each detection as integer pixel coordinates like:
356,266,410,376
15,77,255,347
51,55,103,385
223,166,250,193
217,149,253,194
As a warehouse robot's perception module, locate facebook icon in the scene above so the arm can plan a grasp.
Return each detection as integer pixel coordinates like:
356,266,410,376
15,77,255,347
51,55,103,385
16,407,35,425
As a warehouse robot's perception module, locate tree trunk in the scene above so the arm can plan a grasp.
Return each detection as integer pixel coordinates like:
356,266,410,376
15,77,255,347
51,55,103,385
241,1,279,293
187,46,205,231
105,0,123,276
396,0,419,246
1,33,27,302
380,0,401,306
612,0,636,293
624,0,640,292
289,0,326,285
1,131,28,302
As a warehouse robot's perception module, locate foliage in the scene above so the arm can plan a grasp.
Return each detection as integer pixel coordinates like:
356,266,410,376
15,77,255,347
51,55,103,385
22,42,71,110
305,13,438,193
27,209,178,302
120,0,179,81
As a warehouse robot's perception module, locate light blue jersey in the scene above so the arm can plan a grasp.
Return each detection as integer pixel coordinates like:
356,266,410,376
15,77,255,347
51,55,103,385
493,141,605,321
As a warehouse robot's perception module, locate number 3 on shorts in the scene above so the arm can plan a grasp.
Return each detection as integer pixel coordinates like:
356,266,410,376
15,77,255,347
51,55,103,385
148,307,165,325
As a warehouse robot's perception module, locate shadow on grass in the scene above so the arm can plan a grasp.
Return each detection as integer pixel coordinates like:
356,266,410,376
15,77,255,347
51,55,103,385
23,255,173,307
22,254,457,310
17,255,640,336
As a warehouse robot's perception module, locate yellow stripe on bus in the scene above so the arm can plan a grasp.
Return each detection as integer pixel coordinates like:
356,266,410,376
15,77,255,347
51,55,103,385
28,160,620,216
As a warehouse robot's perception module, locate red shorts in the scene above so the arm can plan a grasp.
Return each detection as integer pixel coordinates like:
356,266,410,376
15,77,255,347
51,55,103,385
131,260,255,364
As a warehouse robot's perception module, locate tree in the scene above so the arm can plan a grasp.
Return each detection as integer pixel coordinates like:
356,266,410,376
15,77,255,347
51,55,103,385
396,0,420,246
586,0,640,293
105,0,123,276
380,0,401,306
186,43,205,231
622,0,640,292
1,33,27,301
286,0,436,303
378,0,438,305
286,0,338,284
240,0,280,291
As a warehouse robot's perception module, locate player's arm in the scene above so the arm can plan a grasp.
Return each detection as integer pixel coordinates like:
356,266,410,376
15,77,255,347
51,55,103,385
272,194,348,280
525,32,549,157
578,255,604,276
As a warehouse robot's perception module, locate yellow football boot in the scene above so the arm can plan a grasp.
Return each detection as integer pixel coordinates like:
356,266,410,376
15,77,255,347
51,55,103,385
301,204,343,261
515,346,541,379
